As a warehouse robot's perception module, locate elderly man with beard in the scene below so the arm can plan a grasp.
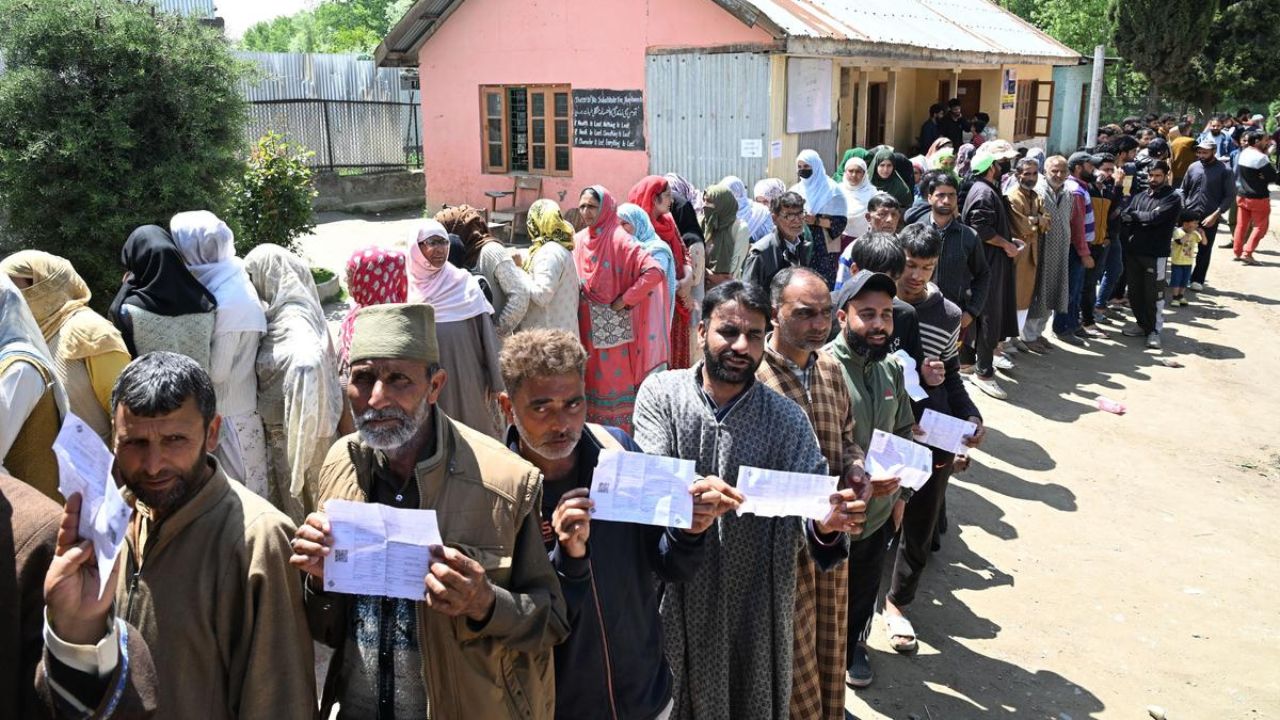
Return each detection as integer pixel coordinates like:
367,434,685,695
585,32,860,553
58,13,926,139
107,352,315,719
824,271,917,688
758,267,869,720
290,304,568,719
632,281,864,720
1005,157,1050,343
497,328,739,720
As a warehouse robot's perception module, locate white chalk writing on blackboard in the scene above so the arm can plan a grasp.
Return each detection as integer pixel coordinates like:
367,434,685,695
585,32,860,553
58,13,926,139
573,89,646,151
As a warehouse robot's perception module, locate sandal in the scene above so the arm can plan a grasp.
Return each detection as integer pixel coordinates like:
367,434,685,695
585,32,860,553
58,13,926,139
886,613,918,654
1242,254,1260,266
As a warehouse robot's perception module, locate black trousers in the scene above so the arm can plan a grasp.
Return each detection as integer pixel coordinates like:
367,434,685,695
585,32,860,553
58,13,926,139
1079,244,1109,326
1124,252,1165,334
1190,221,1219,284
846,522,890,665
887,450,955,607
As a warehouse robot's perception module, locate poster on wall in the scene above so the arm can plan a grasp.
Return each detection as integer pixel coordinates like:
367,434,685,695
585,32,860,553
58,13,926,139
786,57,833,134
572,89,646,151
1001,68,1017,110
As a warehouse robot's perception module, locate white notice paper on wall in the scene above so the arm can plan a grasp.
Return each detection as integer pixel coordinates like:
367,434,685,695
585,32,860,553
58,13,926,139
736,466,837,521
770,140,784,159
590,450,695,529
916,409,978,456
53,413,133,600
740,138,763,158
865,430,933,492
324,500,442,600
786,57,833,134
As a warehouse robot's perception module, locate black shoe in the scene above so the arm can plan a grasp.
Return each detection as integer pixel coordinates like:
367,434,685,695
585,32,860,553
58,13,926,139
846,645,873,688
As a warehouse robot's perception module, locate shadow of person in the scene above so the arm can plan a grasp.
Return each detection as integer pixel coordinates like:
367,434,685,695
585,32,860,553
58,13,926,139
976,427,1056,471
957,458,1077,512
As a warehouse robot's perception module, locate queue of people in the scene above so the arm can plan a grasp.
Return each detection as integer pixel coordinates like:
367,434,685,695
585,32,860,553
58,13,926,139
1,110,1274,718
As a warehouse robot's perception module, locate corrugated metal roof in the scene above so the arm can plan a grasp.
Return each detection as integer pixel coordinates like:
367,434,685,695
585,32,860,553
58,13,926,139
743,0,1078,62
152,0,216,18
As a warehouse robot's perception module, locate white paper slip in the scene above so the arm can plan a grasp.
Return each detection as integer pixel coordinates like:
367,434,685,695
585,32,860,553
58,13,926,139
736,466,838,521
891,349,930,402
324,500,443,601
590,450,695,529
916,409,978,456
865,429,933,492
53,413,132,600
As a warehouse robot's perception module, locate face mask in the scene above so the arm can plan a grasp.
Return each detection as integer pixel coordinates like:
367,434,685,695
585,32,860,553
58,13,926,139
798,168,814,180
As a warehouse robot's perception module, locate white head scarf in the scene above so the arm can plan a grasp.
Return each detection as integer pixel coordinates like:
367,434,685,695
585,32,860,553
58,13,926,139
243,244,343,503
839,157,876,238
790,149,848,217
721,176,774,239
406,220,493,322
753,178,787,205
0,274,69,418
170,211,268,335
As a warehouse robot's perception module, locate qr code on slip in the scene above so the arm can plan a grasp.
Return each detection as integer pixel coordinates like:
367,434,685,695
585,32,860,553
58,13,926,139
596,482,610,494
333,549,349,563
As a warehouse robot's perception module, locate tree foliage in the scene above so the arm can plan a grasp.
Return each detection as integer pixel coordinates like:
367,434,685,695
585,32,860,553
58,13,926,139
1166,0,1280,107
1000,0,1113,55
1110,0,1215,100
241,0,411,55
0,0,248,308
225,132,318,255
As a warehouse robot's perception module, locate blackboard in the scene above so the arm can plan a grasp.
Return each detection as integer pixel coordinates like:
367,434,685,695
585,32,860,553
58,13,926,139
572,89,645,151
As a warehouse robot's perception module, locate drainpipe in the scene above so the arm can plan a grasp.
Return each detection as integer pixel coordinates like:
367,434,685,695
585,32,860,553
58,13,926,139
1085,44,1105,146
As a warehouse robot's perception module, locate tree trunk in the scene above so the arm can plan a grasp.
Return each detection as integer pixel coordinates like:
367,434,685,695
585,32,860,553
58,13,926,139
1145,83,1161,114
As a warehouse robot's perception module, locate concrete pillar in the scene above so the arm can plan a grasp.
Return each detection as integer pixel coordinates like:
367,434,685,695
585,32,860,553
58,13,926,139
1085,45,1105,146
856,71,871,147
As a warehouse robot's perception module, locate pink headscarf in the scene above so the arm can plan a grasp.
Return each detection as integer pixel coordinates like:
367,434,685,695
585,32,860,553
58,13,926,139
575,186,633,305
406,220,493,322
338,245,407,363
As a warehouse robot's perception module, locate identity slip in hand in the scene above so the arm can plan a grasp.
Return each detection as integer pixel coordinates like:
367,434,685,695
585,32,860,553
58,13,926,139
891,349,930,402
865,430,933,492
736,466,838,521
589,449,695,529
915,409,978,456
324,500,443,601
53,413,133,601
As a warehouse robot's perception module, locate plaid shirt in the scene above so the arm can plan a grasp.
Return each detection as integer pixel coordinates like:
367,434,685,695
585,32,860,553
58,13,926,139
757,340,863,720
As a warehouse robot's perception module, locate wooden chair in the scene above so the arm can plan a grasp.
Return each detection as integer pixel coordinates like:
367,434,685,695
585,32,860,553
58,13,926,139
485,175,542,244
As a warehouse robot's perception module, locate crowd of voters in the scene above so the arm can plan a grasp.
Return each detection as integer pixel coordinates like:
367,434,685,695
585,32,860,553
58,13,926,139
1,100,1277,720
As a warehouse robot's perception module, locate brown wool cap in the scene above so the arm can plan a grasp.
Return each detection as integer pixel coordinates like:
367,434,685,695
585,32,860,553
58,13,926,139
349,303,439,365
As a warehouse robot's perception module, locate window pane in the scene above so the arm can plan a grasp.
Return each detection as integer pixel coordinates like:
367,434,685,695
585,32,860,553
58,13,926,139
532,145,546,170
555,146,570,172
555,92,569,117
555,120,569,146
488,144,503,168
486,92,500,117
532,92,545,117
532,118,545,141
488,118,503,142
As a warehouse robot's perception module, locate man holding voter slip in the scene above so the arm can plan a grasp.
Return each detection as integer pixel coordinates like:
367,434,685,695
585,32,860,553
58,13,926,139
757,267,869,720
290,303,568,719
824,270,919,689
499,328,740,720
632,280,866,720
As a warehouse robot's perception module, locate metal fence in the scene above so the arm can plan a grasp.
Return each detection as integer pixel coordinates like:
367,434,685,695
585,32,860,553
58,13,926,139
245,99,422,172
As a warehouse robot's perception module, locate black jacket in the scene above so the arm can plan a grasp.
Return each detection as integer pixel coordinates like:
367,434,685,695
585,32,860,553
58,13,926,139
521,426,707,720
741,230,814,292
1236,148,1279,199
1120,185,1182,258
912,216,991,319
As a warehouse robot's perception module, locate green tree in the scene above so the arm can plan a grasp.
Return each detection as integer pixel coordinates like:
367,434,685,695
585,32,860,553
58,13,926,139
240,0,405,55
0,0,248,308
1109,0,1215,102
225,132,318,255
1001,0,1113,55
1167,0,1280,108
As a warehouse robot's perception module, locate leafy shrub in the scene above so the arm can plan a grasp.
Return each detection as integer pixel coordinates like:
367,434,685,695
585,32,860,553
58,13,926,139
0,0,248,309
225,132,318,255
311,266,335,284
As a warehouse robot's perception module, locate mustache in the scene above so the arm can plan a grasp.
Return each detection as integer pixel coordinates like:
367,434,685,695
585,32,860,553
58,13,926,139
358,407,413,425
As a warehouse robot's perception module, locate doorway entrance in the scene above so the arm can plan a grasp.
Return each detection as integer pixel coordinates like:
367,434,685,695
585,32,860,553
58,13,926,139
938,79,982,119
866,82,888,147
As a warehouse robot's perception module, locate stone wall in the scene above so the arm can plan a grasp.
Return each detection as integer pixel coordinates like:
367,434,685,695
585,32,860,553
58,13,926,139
313,169,424,213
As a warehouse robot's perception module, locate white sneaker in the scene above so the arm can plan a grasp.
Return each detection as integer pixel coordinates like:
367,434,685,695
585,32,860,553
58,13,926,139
1145,332,1162,350
992,354,1016,371
968,374,1008,400
1189,282,1204,292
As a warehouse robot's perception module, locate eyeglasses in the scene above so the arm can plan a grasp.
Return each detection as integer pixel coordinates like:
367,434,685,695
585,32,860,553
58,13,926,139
420,236,450,247
778,211,804,221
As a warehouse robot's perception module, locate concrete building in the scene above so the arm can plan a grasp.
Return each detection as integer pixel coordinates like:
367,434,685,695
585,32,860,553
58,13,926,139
377,0,1079,209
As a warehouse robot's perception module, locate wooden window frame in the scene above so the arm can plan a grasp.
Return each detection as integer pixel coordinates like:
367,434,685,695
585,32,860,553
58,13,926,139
1014,79,1055,141
478,84,573,177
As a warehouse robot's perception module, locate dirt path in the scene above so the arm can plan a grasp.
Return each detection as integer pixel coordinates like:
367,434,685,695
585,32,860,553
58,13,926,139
296,201,1280,720
845,197,1280,719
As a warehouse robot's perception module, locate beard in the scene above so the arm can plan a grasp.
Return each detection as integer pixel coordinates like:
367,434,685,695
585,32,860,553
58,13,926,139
1019,178,1037,190
356,401,432,451
511,411,582,462
703,341,761,385
844,326,891,362
779,323,828,355
123,451,209,515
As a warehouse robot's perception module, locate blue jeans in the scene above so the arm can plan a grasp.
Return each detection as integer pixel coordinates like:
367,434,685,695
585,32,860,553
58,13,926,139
1170,263,1193,289
1096,239,1125,308
1054,252,1086,334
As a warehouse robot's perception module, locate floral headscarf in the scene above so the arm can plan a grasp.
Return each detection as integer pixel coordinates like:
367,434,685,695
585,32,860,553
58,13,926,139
338,245,407,363
524,199,576,272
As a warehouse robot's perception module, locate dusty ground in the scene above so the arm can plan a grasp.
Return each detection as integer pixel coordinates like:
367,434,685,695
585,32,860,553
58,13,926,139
297,199,1280,720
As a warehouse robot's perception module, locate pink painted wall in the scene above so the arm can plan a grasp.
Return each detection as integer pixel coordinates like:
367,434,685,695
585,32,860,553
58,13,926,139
418,0,772,211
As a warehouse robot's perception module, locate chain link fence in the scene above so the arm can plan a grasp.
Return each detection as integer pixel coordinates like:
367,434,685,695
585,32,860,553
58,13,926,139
245,99,422,173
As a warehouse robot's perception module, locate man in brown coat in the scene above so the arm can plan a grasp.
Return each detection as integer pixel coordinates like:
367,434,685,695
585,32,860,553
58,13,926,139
1005,156,1051,349
291,303,568,719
